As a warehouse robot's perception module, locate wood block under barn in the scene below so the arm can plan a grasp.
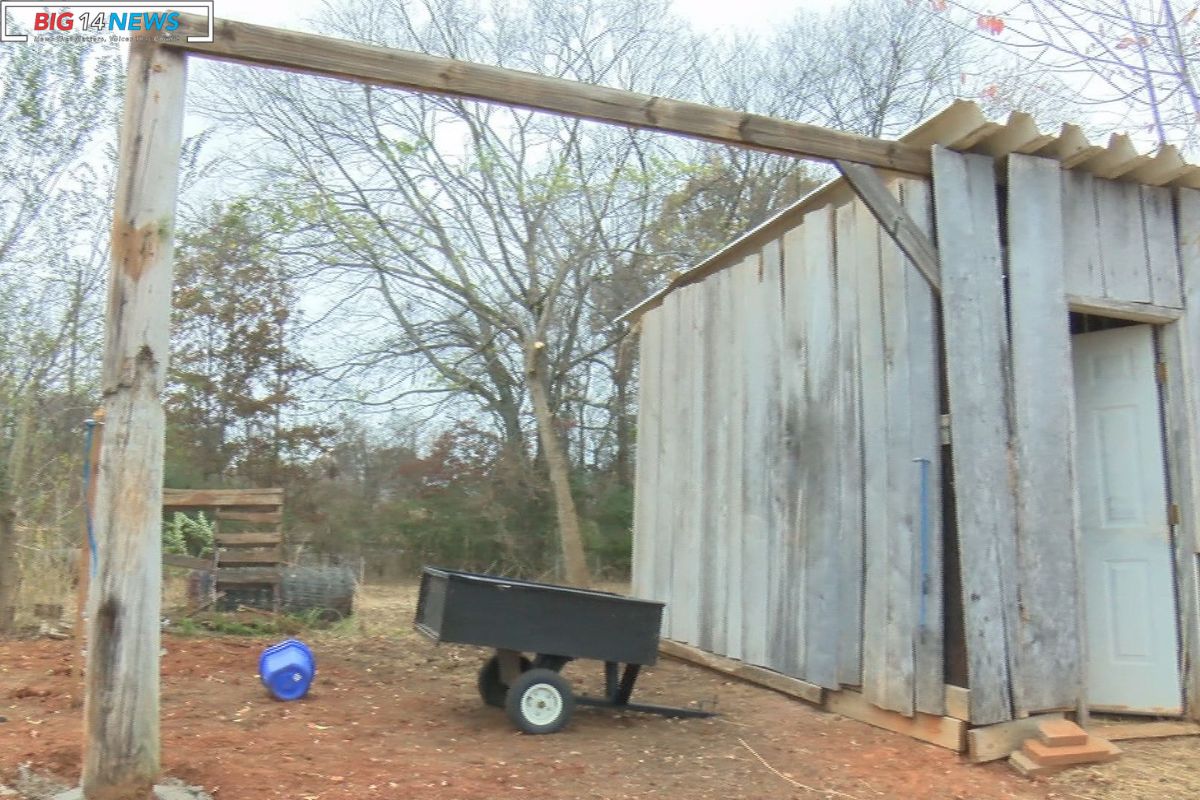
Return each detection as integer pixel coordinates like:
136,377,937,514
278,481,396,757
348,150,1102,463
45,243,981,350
966,713,1065,762
1021,736,1121,767
1037,718,1089,747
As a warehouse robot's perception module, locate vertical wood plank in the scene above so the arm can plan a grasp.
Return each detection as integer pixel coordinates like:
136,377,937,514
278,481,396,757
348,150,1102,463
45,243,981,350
85,42,186,799
691,281,705,652
723,256,754,661
1142,185,1184,308
932,146,1018,725
1006,154,1083,715
631,309,663,599
878,192,917,716
858,206,890,702
676,284,700,647
652,291,680,637
1163,188,1200,720
780,228,808,677
796,207,842,688
901,178,946,717
760,238,790,674
703,270,732,655
834,202,865,687
740,251,773,667
1096,177,1152,303
1061,170,1105,298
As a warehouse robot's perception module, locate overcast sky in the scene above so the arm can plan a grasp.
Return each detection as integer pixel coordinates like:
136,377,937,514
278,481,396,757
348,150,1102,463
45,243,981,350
216,0,837,36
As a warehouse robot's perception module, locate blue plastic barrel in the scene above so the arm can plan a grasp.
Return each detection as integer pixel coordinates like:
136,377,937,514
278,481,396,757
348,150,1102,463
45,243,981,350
258,639,315,701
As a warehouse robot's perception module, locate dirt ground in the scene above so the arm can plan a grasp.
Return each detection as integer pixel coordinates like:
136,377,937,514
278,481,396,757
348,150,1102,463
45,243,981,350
2,585,1199,800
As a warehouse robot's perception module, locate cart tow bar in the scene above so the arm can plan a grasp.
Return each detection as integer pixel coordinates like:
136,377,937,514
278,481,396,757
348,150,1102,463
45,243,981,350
573,662,717,719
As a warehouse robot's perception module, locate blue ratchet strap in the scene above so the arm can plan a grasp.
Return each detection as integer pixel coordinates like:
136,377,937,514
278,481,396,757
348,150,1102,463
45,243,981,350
83,419,100,577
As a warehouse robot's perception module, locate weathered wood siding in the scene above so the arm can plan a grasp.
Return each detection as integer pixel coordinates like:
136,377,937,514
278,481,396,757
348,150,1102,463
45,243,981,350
634,179,943,715
901,180,945,717
672,283,702,645
1006,154,1083,715
650,289,681,635
792,206,841,689
1163,189,1200,721
833,202,864,688
1062,171,1184,308
631,156,1200,726
933,147,1020,725
631,310,662,600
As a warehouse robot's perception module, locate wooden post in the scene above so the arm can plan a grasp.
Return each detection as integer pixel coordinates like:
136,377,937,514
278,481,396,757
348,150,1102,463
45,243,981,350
84,41,185,800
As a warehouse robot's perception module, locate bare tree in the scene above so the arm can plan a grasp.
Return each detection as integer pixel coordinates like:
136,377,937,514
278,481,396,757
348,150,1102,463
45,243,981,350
938,0,1200,150
767,0,976,137
0,42,121,628
190,0,733,584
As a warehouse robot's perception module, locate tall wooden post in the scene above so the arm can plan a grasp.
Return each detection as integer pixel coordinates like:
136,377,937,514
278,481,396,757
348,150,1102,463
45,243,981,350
84,41,185,800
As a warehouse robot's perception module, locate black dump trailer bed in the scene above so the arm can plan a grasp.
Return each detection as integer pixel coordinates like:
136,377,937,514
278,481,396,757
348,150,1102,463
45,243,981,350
415,566,714,733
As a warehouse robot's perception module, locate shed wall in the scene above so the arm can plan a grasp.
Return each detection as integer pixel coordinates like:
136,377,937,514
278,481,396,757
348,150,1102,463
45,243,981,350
633,161,1200,726
634,178,944,716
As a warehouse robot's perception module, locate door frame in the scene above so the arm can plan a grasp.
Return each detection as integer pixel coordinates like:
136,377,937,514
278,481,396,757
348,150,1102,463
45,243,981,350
1154,318,1200,721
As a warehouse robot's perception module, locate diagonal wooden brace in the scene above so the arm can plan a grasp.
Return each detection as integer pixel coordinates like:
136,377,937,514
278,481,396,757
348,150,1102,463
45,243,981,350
836,159,941,294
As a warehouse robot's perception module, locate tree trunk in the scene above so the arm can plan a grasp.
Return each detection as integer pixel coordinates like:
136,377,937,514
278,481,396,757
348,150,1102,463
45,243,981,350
84,41,186,800
612,327,638,490
0,395,34,634
526,342,590,587
0,494,17,633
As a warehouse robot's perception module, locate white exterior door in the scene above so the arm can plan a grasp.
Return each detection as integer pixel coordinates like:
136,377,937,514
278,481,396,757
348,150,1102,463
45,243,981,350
1073,324,1182,714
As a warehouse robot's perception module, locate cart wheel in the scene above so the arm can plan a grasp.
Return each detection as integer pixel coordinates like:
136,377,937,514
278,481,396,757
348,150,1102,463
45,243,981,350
477,654,532,708
505,668,574,734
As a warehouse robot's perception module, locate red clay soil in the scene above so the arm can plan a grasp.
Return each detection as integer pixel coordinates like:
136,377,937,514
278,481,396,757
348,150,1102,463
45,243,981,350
9,585,1198,799
0,628,1075,800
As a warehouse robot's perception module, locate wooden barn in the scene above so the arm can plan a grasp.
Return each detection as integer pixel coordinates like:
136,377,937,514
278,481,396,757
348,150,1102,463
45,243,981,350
625,101,1200,752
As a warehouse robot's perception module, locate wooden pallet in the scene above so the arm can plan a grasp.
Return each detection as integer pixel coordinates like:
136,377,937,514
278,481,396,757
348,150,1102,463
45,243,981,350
163,488,285,610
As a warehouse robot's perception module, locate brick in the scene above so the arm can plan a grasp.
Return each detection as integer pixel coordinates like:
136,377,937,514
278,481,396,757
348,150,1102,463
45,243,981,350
1037,718,1089,747
1009,750,1068,778
1022,736,1121,767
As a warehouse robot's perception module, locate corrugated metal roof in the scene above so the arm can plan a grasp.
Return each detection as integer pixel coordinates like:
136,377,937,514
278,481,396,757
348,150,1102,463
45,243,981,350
620,100,1200,322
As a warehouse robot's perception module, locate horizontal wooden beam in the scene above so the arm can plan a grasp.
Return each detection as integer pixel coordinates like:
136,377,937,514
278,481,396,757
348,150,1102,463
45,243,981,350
660,640,967,750
163,488,284,508
217,550,282,565
1090,720,1200,741
162,553,211,570
823,689,967,752
1067,293,1183,323
216,532,283,547
659,639,823,704
215,568,282,584
164,15,930,175
214,510,282,524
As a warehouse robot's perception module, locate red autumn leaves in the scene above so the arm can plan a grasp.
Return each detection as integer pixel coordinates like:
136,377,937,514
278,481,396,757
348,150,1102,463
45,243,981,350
977,14,1005,35
922,2,1005,36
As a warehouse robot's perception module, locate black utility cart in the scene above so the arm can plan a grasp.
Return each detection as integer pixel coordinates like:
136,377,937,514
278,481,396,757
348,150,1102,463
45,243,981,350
414,566,714,733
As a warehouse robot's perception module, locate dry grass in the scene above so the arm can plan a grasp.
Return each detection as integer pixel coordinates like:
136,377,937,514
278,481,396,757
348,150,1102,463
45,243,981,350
10,528,76,631
1048,737,1200,799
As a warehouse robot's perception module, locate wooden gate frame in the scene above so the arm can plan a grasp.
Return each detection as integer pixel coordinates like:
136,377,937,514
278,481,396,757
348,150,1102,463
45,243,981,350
89,13,943,796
